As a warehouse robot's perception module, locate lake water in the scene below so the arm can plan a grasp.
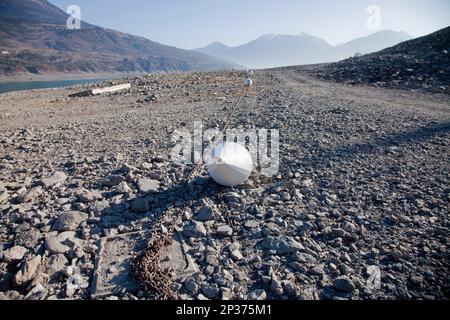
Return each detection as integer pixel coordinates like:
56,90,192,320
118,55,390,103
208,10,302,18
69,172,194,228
0,78,111,94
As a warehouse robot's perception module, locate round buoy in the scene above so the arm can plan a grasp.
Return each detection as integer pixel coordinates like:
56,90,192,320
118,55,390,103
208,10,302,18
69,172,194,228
207,142,253,187
245,69,254,77
244,78,253,87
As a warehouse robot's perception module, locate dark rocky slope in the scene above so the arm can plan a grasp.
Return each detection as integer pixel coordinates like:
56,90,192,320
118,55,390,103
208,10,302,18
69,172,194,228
308,27,450,94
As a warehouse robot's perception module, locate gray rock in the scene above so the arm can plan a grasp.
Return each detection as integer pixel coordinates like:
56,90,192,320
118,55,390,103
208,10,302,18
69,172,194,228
244,220,259,229
89,200,110,215
113,181,132,194
137,178,160,193
184,278,199,293
103,175,124,187
45,236,70,254
282,280,297,296
52,211,88,232
183,221,207,238
224,192,243,204
17,186,43,203
24,283,48,300
248,289,267,300
78,189,102,203
2,246,28,264
13,255,41,287
333,276,356,293
45,254,68,277
202,283,220,299
130,198,149,213
261,236,304,254
15,228,42,249
230,249,243,261
216,225,233,237
38,171,67,188
195,206,215,222
0,190,9,204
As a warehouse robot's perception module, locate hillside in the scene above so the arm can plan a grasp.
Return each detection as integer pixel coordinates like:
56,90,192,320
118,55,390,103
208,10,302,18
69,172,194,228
0,0,237,77
309,27,450,94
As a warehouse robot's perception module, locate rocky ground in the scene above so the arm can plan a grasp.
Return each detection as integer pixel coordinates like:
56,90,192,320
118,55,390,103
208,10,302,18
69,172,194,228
307,27,450,94
0,68,449,300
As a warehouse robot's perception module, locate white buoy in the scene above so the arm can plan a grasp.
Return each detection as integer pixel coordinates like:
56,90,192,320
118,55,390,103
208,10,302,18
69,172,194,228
244,78,253,87
207,142,253,187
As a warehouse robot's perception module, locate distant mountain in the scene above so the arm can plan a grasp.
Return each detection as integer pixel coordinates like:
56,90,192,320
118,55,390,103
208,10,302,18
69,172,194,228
196,33,334,69
0,0,237,77
195,30,412,69
309,27,450,93
334,30,412,60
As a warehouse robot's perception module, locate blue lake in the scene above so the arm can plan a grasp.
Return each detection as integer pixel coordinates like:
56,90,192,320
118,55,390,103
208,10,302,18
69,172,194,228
0,78,111,94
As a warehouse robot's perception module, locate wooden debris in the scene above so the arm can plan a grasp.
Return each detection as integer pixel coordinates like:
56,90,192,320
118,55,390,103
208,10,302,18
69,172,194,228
69,83,131,97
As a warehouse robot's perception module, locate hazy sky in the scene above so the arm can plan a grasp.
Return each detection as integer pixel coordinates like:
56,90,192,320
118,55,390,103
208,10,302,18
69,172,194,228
50,0,450,49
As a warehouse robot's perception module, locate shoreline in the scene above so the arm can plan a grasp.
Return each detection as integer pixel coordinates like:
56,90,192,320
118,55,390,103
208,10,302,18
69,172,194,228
0,72,136,83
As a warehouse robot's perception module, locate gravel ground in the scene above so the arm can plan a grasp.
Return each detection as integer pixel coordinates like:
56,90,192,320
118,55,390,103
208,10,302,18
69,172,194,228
0,68,449,300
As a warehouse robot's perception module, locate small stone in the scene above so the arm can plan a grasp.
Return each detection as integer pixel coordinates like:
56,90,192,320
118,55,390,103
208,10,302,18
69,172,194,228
2,246,28,264
141,162,152,170
224,192,243,204
230,249,243,261
103,175,124,187
15,229,42,249
89,200,110,215
282,280,297,296
130,198,149,213
24,283,48,300
183,221,207,238
261,236,304,254
184,278,199,293
333,276,356,293
45,236,70,254
17,186,43,203
244,220,259,229
202,283,220,299
13,255,41,287
78,189,102,203
0,191,9,204
38,171,67,188
45,254,68,277
410,275,424,286
248,289,267,300
52,211,88,232
195,206,215,222
216,225,233,237
302,179,313,188
114,182,132,194
137,178,160,193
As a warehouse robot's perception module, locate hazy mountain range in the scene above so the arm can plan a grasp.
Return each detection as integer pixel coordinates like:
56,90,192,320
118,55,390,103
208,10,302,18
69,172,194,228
195,30,412,69
0,0,237,77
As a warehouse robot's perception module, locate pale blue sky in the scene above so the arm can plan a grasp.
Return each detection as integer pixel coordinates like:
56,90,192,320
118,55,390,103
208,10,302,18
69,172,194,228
50,0,450,49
